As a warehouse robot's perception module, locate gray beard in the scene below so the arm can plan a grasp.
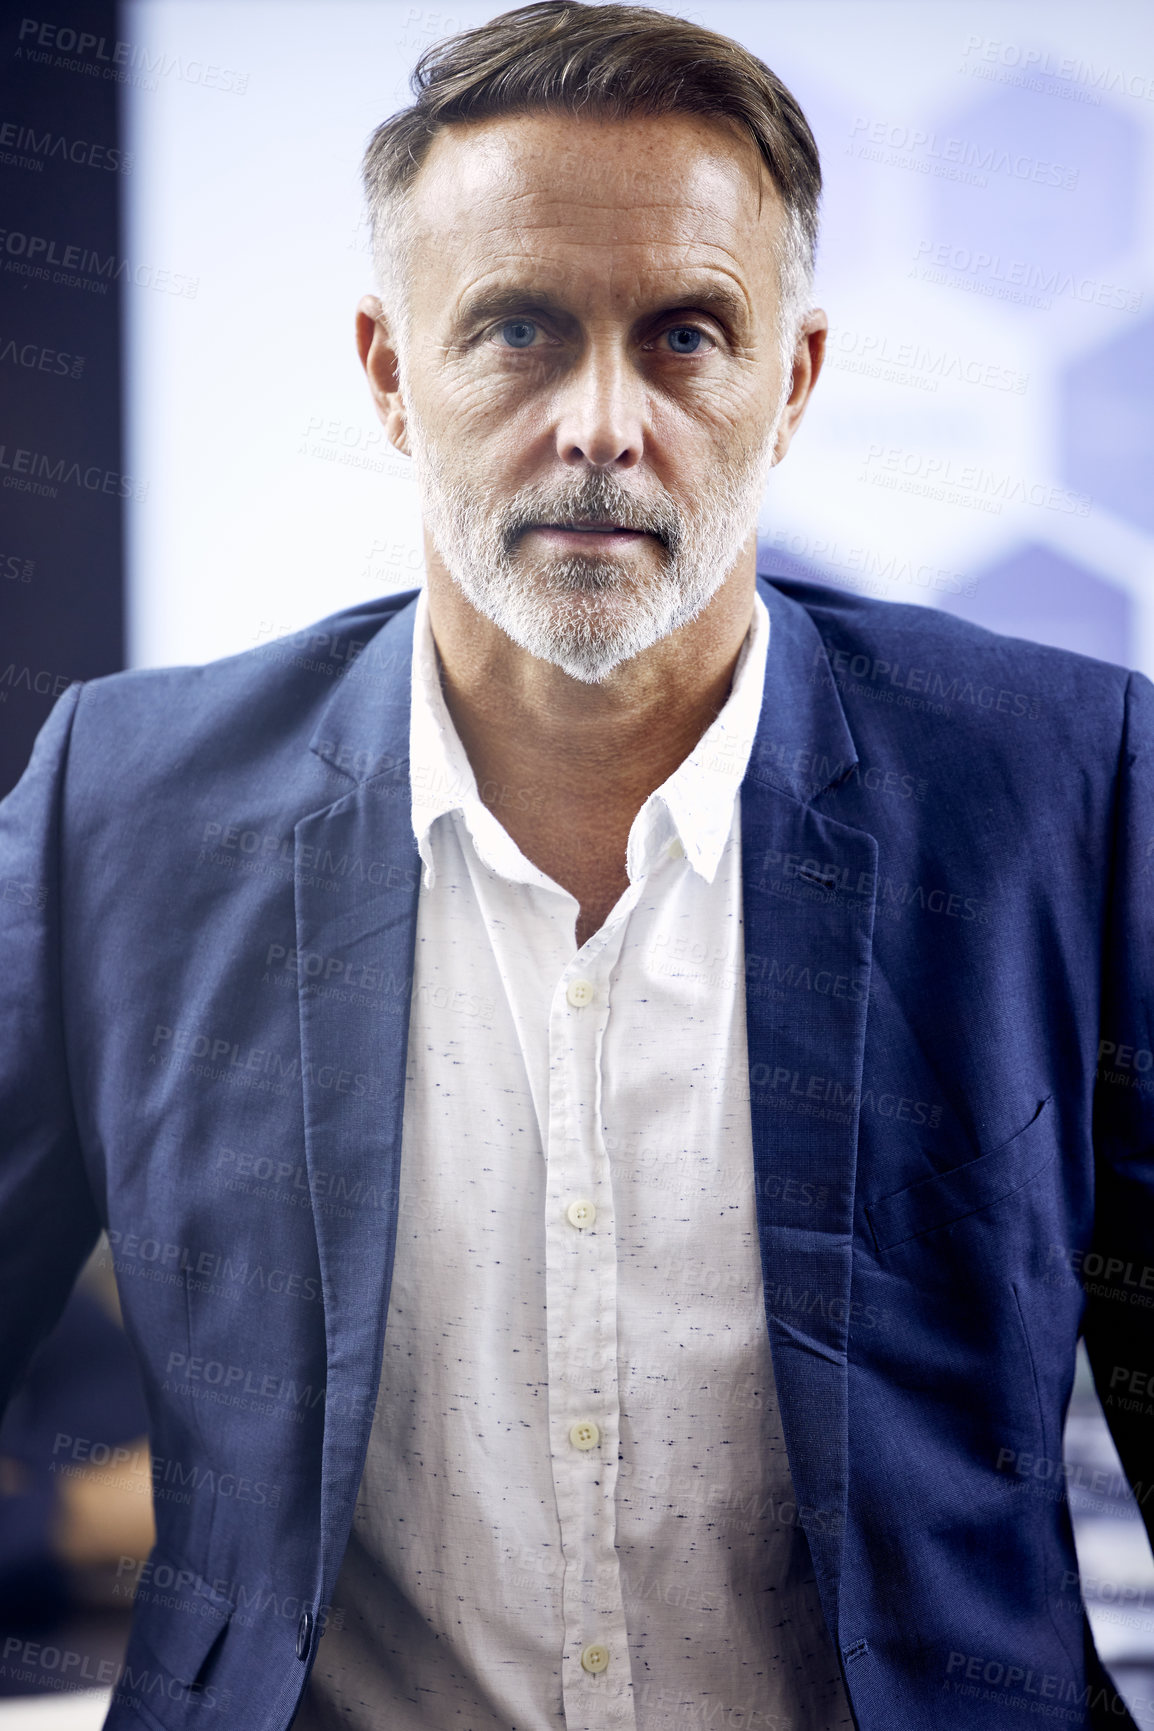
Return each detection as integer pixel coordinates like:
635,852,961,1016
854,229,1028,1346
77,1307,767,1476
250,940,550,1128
404,408,779,684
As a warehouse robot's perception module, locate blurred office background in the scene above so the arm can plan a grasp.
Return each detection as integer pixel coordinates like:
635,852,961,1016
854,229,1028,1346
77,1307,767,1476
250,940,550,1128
1,0,1153,1723
114,0,1154,677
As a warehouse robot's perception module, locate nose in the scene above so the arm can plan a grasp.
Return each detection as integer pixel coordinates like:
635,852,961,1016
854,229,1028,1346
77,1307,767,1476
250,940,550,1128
554,342,644,471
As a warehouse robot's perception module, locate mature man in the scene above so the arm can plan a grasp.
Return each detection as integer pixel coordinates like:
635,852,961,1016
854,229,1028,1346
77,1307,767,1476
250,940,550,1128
1,3,1151,1728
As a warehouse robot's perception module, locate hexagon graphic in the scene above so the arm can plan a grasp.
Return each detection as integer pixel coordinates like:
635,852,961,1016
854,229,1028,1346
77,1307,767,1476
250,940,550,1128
924,85,1139,296
1061,313,1154,534
940,543,1132,664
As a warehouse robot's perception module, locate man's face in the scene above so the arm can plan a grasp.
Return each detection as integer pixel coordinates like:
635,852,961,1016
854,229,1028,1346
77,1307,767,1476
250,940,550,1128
382,109,813,682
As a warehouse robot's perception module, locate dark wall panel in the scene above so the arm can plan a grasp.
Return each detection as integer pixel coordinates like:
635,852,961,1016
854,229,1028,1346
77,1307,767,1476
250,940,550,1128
0,2,125,798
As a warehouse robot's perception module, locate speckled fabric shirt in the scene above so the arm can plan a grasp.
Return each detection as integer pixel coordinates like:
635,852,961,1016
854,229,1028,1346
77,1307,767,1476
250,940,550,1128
294,586,853,1731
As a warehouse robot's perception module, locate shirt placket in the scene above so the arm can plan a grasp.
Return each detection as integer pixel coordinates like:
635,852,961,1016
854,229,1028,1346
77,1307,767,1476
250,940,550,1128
547,912,637,1731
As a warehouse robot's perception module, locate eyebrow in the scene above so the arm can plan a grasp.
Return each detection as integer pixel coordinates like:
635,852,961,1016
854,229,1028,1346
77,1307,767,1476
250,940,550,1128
453,285,561,330
451,279,752,337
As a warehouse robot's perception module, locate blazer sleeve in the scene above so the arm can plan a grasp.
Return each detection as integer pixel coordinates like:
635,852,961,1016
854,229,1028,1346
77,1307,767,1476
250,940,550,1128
0,685,103,1419
1084,667,1154,1544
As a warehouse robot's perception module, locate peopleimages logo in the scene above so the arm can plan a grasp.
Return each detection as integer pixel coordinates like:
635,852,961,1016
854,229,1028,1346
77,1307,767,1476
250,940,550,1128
960,33,1154,105
14,17,249,93
0,444,145,502
0,338,84,379
912,239,1142,315
0,119,131,173
848,116,1079,190
0,228,198,299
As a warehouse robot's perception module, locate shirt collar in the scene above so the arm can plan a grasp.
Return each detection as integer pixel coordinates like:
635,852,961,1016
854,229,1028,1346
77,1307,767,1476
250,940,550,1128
409,585,769,890
633,588,768,885
410,588,547,891
410,588,480,889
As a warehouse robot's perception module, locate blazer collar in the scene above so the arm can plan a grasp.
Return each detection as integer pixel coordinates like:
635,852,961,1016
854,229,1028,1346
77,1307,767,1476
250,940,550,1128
748,572,860,803
308,589,419,788
307,575,861,808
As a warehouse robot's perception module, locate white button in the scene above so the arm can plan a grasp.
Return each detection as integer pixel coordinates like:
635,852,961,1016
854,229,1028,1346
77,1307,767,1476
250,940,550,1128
566,1199,596,1229
581,1643,610,1675
569,1419,600,1451
667,837,685,860
566,978,595,1008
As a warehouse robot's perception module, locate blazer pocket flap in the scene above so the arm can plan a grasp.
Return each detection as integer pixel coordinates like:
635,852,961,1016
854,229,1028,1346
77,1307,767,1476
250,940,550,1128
867,1096,1055,1252
136,1556,233,1686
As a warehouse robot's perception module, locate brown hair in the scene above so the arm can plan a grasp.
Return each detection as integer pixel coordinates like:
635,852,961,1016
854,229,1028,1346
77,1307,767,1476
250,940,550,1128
362,0,821,341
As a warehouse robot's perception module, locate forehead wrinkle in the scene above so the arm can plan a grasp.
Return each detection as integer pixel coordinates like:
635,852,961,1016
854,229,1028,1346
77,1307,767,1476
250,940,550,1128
412,126,768,242
439,220,766,293
419,174,772,247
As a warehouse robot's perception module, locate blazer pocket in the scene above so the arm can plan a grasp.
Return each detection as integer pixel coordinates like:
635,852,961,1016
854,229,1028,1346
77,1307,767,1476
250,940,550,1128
867,1095,1056,1253
134,1550,234,1688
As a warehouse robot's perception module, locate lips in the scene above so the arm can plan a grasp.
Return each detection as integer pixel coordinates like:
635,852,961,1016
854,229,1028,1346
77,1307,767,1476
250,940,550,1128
531,522,648,537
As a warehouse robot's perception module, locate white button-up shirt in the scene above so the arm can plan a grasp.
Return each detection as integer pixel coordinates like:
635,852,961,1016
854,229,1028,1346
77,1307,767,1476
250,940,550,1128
296,587,853,1731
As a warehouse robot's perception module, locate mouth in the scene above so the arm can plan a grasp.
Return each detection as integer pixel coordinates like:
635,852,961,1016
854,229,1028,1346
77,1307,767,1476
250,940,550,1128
524,521,652,549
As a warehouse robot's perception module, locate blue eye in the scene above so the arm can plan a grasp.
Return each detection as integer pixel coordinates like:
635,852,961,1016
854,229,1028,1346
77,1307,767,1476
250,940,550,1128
666,326,704,354
498,319,539,348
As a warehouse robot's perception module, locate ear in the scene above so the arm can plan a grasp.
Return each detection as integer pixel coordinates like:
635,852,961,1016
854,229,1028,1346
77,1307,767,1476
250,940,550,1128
771,309,827,466
356,294,410,456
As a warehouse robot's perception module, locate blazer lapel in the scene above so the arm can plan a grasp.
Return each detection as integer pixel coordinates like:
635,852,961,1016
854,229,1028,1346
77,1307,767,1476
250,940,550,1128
742,577,878,1649
295,596,421,1602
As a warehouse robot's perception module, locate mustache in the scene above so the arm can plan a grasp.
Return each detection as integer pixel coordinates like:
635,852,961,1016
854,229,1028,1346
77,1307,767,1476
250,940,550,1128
498,473,680,554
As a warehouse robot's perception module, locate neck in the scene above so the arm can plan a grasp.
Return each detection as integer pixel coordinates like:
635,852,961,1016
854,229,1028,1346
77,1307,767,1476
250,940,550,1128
424,538,758,819
421,538,757,944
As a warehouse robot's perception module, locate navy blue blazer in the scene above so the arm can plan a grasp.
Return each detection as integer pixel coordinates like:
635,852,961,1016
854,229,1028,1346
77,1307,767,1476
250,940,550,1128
1,573,1152,1730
